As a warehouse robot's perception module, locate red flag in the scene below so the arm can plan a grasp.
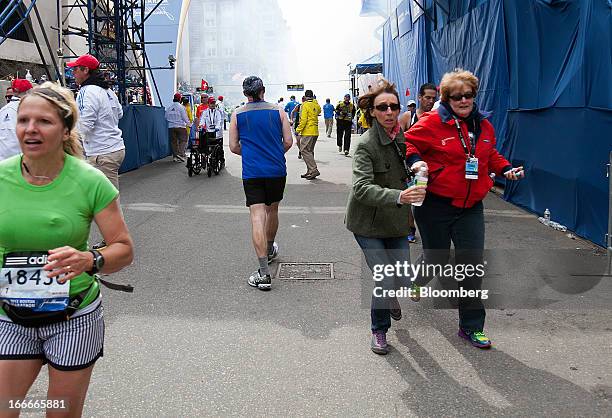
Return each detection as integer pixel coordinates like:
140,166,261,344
201,79,209,90
405,88,410,96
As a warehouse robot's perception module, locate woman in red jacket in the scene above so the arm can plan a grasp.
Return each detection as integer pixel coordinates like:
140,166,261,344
405,69,524,349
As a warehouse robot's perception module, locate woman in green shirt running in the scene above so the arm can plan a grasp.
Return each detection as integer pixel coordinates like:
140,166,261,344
0,82,134,417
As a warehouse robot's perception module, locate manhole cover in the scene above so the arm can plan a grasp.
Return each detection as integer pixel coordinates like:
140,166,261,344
277,263,334,280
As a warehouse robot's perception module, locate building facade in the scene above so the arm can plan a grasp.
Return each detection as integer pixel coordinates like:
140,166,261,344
181,0,294,105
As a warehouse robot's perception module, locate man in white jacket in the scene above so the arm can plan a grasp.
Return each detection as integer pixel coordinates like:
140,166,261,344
67,54,125,190
0,79,33,161
165,92,191,162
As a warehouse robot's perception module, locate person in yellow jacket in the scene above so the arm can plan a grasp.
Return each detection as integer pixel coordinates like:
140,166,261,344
182,96,194,138
296,89,321,179
358,107,370,132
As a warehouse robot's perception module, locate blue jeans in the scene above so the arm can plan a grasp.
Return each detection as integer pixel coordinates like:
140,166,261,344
354,234,410,333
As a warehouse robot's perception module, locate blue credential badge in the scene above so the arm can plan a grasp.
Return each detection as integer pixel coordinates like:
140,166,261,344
465,157,479,180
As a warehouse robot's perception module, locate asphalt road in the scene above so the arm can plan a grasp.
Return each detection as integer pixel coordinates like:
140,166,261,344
27,126,612,417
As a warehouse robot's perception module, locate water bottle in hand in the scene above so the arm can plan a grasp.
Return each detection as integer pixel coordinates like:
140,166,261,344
411,167,428,207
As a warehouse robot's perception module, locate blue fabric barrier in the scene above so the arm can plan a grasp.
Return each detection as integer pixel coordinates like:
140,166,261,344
382,0,612,246
118,105,170,173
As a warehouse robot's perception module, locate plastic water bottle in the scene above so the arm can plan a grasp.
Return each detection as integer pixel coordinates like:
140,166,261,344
544,208,551,224
25,69,33,83
411,167,428,207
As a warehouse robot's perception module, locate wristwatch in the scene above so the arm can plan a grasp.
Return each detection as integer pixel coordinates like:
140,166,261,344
88,249,105,275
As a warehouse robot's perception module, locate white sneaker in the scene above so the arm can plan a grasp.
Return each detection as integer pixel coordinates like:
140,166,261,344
248,270,271,291
267,242,279,264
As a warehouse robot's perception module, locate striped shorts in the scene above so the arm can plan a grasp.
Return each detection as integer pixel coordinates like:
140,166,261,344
0,302,104,371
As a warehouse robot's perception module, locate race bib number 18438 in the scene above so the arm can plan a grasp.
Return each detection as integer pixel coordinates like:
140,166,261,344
0,252,69,312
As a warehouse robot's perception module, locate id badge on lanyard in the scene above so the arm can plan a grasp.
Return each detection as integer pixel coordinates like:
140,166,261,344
465,157,479,180
0,252,69,312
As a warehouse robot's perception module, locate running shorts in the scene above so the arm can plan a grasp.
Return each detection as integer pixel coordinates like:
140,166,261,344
243,176,286,207
0,301,104,371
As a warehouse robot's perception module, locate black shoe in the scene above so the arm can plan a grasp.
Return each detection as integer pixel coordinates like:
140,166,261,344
389,297,402,321
305,171,320,180
300,173,310,178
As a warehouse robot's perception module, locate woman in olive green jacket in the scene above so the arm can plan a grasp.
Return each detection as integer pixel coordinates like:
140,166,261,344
345,79,426,355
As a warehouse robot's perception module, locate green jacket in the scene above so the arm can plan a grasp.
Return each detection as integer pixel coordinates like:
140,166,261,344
345,120,412,238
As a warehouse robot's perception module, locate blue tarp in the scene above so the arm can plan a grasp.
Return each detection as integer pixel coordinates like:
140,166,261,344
382,0,612,246
118,105,170,173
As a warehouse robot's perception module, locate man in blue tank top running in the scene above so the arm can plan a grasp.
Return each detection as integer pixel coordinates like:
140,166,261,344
229,76,293,291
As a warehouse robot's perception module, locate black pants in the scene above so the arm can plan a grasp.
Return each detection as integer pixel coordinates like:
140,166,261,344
336,120,352,152
413,193,486,332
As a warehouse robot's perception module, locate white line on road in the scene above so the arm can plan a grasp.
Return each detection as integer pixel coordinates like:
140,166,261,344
123,204,531,218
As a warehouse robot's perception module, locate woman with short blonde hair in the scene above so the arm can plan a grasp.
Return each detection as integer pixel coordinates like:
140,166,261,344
439,69,479,102
405,68,524,349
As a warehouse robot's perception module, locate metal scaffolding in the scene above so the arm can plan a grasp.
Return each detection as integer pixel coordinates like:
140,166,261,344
2,0,169,104
58,0,163,104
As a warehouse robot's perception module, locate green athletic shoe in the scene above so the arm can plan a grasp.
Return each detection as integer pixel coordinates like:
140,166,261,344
458,329,492,349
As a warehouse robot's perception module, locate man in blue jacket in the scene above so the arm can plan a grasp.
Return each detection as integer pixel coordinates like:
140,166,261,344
323,98,335,138
284,95,298,116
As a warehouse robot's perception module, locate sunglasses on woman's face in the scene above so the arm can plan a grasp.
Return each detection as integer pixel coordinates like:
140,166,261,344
374,103,401,112
448,91,475,101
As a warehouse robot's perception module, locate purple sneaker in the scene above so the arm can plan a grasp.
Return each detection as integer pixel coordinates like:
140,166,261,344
371,331,389,355
458,328,492,349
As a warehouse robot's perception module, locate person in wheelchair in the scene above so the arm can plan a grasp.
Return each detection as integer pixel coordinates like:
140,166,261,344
190,96,225,177
199,97,224,152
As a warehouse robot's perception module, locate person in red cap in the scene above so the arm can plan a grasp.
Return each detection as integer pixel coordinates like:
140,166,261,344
0,79,33,161
199,96,224,159
66,54,125,191
67,53,125,249
165,92,190,162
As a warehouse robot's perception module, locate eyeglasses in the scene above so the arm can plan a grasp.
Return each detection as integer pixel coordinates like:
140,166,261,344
448,92,475,101
374,103,401,112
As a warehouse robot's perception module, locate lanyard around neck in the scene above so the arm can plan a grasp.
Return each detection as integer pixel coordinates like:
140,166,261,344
207,109,217,126
452,116,475,158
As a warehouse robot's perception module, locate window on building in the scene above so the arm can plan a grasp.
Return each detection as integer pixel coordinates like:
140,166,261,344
205,17,216,27
207,48,217,57
220,2,234,19
204,2,217,14
0,0,32,43
223,48,234,57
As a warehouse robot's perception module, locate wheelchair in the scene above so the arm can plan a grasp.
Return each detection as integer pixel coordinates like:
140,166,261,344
186,130,225,177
